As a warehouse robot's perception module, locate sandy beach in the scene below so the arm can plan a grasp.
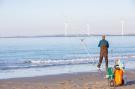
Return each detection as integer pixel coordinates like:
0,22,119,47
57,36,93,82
0,0,135,88
0,70,135,89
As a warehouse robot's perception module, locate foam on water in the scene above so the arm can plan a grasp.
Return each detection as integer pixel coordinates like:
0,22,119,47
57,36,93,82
0,54,134,71
0,36,135,79
0,57,134,79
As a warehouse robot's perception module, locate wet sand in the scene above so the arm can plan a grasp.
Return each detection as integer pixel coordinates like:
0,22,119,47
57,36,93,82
0,70,135,89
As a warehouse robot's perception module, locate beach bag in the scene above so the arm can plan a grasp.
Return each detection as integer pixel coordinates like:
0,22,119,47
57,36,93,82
114,69,124,86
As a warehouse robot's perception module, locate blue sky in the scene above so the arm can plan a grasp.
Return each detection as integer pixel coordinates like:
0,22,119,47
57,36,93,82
0,0,135,36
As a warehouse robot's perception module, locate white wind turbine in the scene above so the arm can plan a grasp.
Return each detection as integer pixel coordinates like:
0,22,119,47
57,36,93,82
64,16,71,37
86,24,90,36
121,20,125,38
64,23,68,37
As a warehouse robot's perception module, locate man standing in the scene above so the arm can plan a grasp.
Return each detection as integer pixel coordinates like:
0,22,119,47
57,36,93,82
97,35,109,70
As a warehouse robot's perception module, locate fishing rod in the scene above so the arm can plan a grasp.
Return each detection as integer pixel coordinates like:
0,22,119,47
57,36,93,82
80,38,96,65
80,38,105,78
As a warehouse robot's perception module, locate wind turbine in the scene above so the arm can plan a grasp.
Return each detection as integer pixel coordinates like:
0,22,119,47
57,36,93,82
64,16,71,37
86,24,90,36
121,20,125,38
120,20,125,60
64,23,68,37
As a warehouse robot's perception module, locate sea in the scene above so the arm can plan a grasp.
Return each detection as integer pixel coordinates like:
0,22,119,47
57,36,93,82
0,36,135,79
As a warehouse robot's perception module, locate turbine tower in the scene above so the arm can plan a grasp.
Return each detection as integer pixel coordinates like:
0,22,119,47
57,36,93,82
121,20,125,38
64,23,68,37
86,24,90,36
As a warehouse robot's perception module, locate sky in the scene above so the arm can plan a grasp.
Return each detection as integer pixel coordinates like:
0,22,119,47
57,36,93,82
0,0,135,36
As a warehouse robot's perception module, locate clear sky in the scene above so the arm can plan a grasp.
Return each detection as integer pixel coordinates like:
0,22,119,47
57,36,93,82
0,0,135,36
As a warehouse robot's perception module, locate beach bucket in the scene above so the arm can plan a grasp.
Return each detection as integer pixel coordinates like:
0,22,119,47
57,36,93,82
114,68,124,86
107,67,115,87
107,67,114,80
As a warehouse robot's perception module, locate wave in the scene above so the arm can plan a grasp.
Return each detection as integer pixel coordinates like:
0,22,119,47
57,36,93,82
0,54,135,70
24,58,97,66
24,54,135,65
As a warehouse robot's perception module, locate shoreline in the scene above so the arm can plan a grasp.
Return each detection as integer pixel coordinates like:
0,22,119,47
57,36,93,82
0,62,135,80
0,71,98,81
0,70,135,89
0,68,135,80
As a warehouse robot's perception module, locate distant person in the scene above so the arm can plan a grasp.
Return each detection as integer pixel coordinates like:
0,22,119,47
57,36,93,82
97,35,109,70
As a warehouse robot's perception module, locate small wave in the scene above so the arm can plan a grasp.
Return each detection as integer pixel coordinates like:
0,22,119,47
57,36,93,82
24,58,97,66
0,54,135,70
24,54,135,66
24,55,135,65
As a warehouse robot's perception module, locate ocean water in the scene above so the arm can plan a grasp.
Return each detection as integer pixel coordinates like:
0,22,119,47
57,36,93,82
0,36,135,79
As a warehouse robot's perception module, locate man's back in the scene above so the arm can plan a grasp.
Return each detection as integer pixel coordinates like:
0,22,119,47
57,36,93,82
98,39,109,54
98,39,109,48
97,35,109,70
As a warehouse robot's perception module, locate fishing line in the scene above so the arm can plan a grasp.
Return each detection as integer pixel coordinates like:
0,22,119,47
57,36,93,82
80,38,96,65
80,38,105,78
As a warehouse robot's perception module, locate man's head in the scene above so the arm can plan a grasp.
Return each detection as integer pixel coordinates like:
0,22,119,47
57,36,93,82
102,35,106,40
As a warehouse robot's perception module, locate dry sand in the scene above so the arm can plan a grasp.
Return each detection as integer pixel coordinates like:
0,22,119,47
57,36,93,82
0,71,135,89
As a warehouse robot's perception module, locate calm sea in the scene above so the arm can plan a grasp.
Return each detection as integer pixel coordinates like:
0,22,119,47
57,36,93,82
0,36,135,79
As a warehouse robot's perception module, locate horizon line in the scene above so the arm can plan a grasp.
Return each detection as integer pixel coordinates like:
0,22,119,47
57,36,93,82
0,34,135,38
